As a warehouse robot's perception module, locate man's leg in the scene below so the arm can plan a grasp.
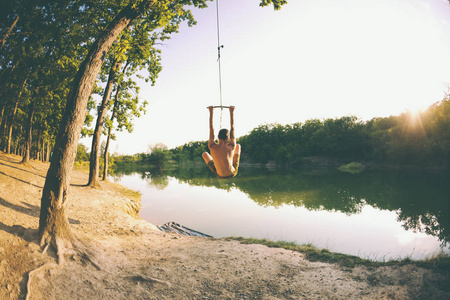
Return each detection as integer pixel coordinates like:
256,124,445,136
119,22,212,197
202,152,218,175
202,152,212,164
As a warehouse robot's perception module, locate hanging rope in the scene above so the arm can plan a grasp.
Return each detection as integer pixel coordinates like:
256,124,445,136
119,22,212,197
215,0,224,128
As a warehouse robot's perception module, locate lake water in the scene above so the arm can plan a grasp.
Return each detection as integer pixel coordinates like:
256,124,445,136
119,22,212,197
112,166,450,261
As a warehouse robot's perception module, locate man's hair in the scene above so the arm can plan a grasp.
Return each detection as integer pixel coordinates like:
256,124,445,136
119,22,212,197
218,128,229,140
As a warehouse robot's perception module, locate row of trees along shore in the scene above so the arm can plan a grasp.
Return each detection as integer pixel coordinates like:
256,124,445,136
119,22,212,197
239,97,450,168
118,96,450,170
0,0,287,266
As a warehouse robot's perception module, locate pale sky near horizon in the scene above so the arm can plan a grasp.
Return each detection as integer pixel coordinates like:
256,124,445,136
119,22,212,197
82,0,450,155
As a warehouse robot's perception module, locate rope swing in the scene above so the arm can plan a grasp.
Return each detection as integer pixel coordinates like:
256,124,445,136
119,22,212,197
214,0,230,129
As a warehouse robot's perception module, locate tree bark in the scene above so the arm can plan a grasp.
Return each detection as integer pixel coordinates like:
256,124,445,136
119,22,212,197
1,14,19,49
39,1,155,264
7,100,19,154
88,59,121,187
7,78,26,154
102,129,112,180
45,139,50,162
0,107,8,149
103,61,129,180
40,132,45,161
36,129,42,161
21,102,34,164
41,136,45,161
0,114,8,151
0,106,4,133
0,63,18,127
102,91,118,181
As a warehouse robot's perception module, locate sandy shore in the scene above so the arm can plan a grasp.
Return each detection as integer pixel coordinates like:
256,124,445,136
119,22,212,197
0,153,449,299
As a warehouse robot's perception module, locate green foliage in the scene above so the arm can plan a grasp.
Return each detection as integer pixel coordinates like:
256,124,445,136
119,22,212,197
0,0,287,162
114,143,174,169
146,143,173,168
114,154,141,164
0,0,128,156
170,141,208,163
338,162,365,174
259,0,288,10
238,99,450,169
75,143,89,162
111,98,450,174
239,116,368,166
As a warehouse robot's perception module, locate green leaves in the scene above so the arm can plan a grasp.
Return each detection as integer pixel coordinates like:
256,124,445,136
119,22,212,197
259,0,288,10
237,98,450,168
1,0,286,158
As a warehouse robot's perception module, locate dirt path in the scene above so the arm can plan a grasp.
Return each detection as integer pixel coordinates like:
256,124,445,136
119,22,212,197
0,152,448,299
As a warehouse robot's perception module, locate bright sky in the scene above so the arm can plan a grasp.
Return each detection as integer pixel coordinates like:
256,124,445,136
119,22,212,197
101,0,450,155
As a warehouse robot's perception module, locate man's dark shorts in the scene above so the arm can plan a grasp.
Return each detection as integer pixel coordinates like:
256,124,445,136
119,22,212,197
207,155,240,179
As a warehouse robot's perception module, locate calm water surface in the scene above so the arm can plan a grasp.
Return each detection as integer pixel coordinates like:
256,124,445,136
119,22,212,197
113,167,450,261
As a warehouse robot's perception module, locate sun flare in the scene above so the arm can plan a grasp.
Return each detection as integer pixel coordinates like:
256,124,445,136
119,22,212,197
405,109,424,132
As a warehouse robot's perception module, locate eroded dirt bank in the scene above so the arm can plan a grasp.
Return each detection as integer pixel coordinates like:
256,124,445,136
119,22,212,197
0,153,449,299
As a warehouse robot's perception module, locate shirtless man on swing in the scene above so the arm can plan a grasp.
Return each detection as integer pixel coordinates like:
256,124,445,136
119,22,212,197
202,106,241,178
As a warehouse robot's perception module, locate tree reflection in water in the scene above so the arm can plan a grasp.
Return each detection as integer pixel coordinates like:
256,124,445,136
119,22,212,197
114,166,450,247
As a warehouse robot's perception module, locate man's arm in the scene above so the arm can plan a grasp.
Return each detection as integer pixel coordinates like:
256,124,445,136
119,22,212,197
229,106,236,146
208,106,215,147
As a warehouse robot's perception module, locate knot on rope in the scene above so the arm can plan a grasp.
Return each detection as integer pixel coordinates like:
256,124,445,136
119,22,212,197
217,45,223,61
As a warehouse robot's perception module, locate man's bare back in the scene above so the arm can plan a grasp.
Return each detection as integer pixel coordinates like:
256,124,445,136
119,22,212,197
202,106,241,178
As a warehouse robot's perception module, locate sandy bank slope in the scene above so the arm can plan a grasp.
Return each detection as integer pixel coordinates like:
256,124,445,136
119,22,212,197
0,153,448,299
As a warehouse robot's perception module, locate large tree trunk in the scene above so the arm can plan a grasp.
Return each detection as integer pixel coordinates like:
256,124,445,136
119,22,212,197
88,59,121,187
39,1,155,264
21,102,34,164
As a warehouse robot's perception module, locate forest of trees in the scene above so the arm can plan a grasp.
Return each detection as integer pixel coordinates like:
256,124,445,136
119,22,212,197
0,0,186,183
0,0,287,264
238,97,450,168
123,96,450,170
0,0,202,265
